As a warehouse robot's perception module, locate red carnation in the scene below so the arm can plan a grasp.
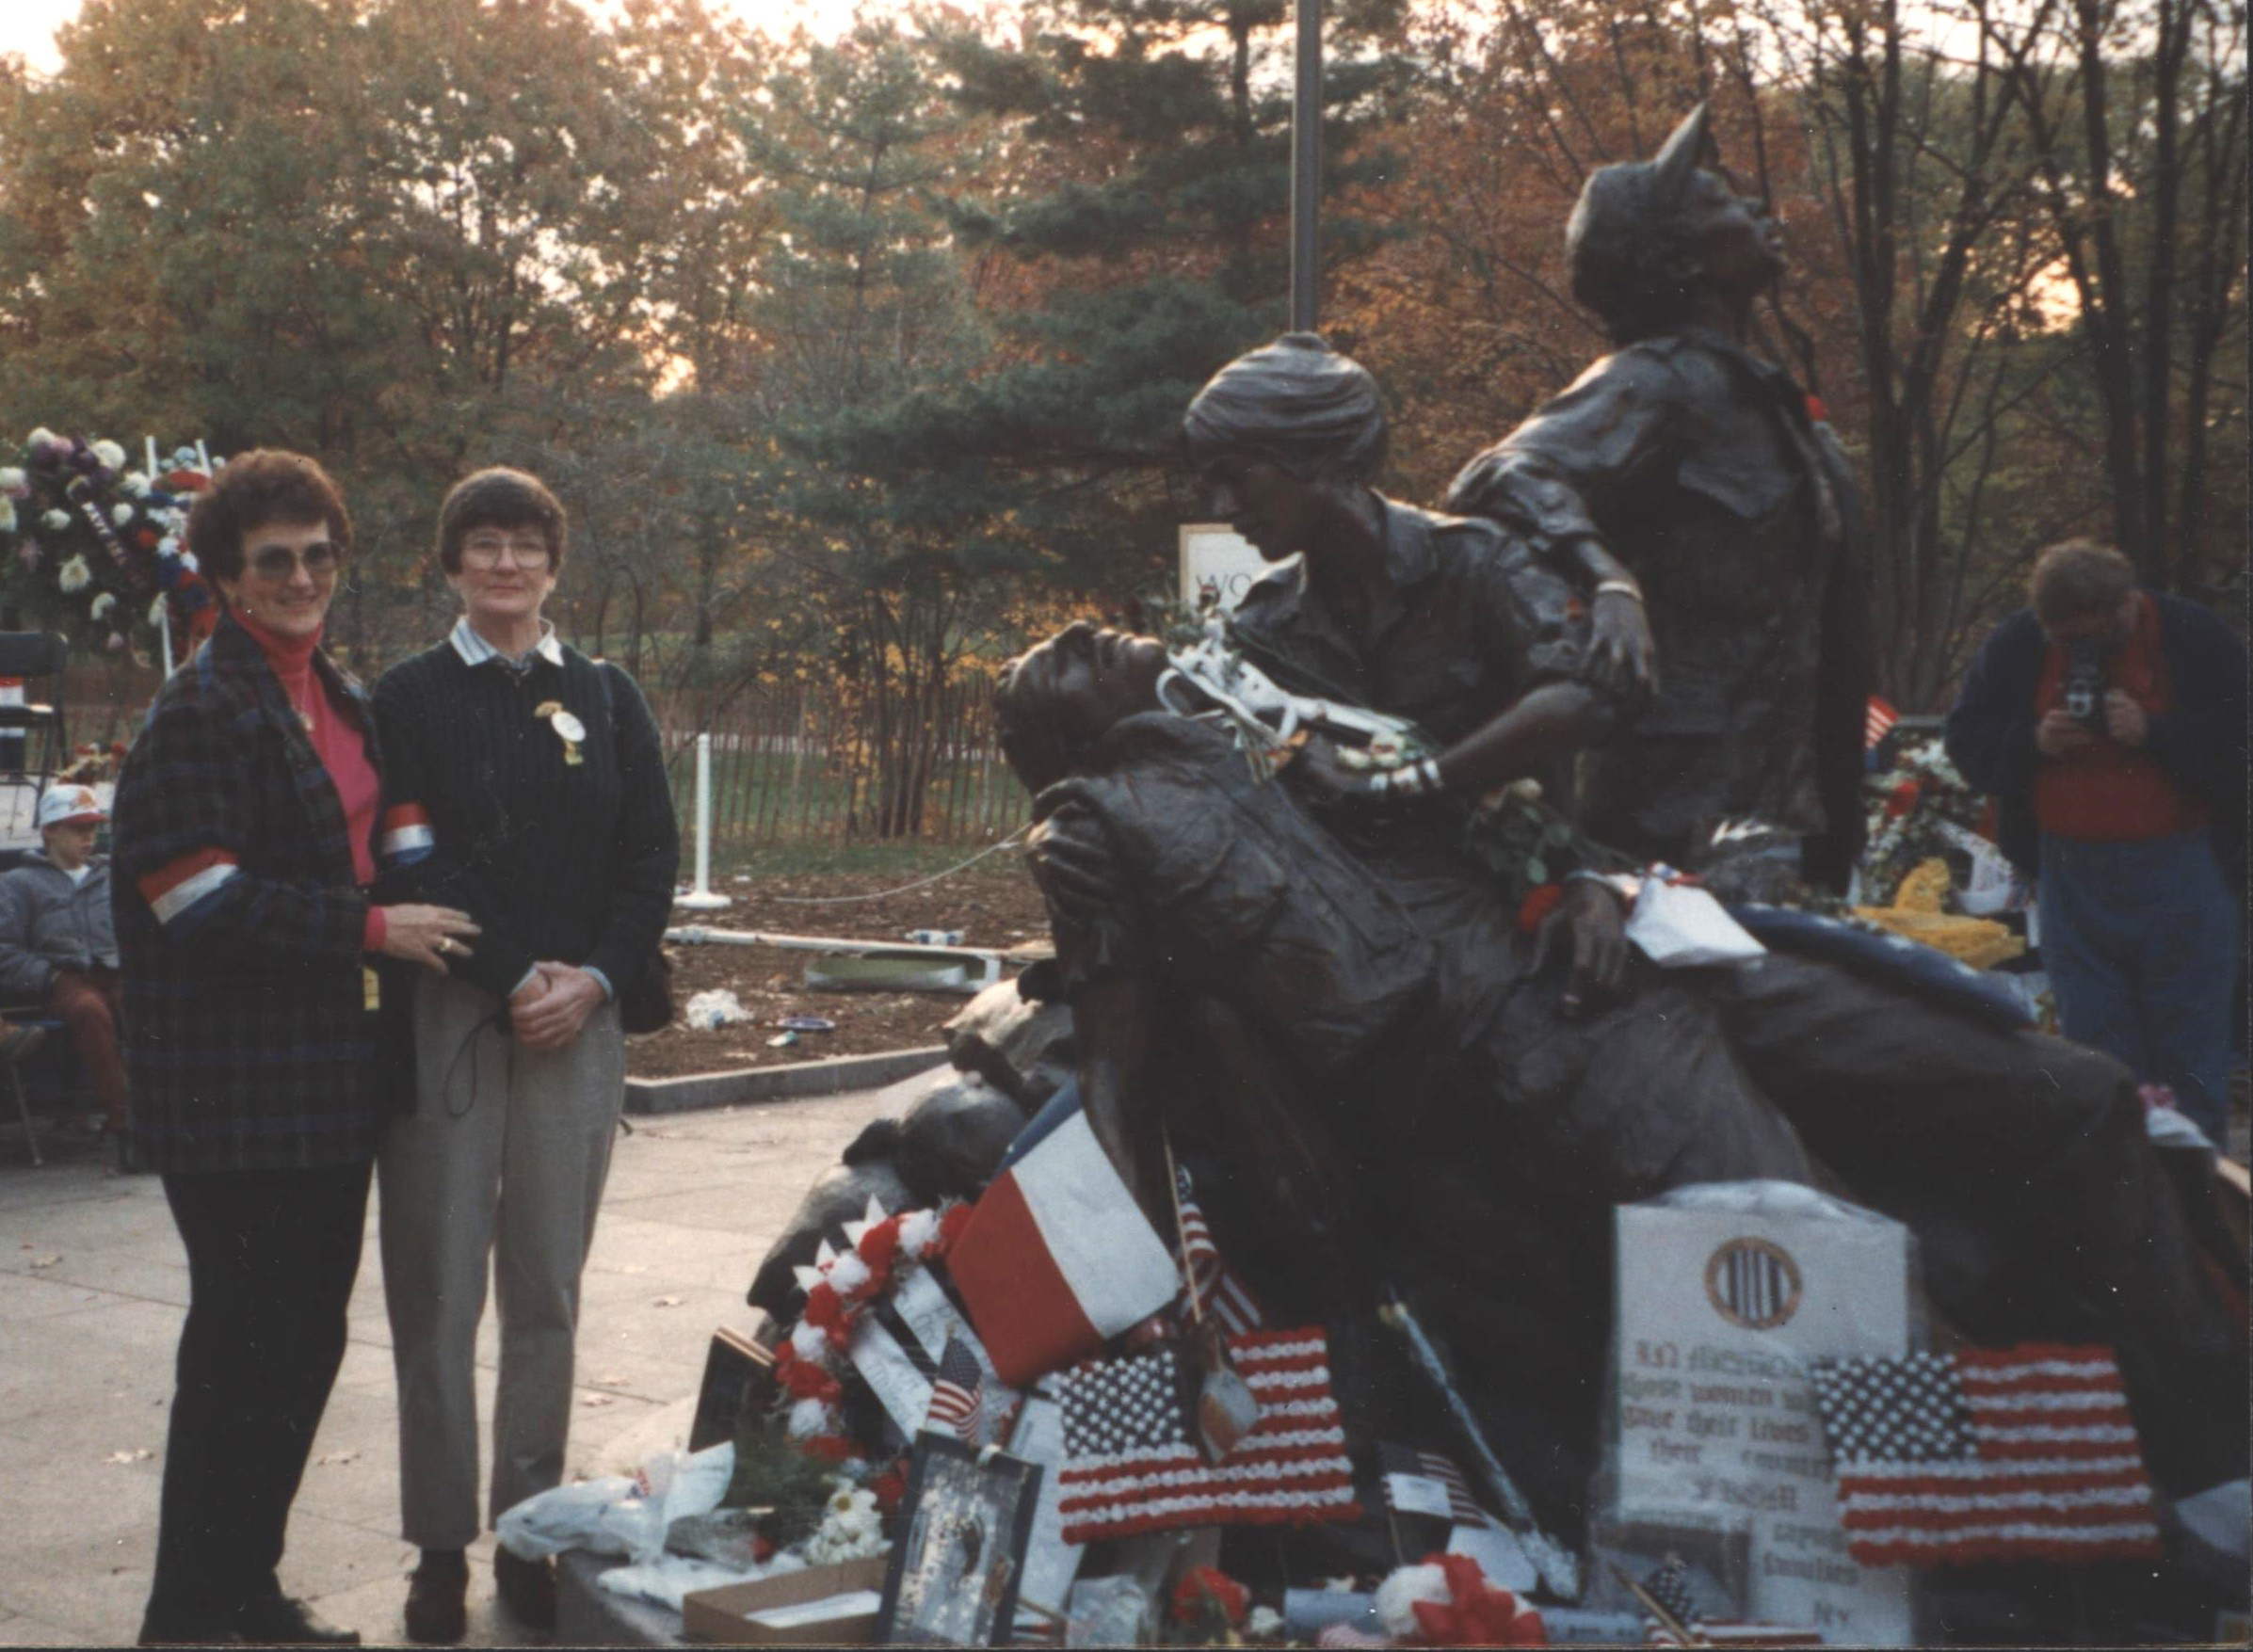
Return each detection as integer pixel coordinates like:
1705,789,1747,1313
802,1282,845,1336
937,1202,974,1255
1806,393,1829,425
774,1346,842,1403
1408,1554,1546,1647
1516,882,1564,934
802,1434,855,1464
1885,778,1921,819
871,1462,909,1514
858,1219,902,1275
1171,1565,1249,1628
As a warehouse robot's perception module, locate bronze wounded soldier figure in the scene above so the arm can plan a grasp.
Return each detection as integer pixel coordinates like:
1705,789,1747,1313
991,622,2245,1563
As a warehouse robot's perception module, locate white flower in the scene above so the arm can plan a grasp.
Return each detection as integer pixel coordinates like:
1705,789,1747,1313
41,509,70,533
57,554,89,592
111,503,135,527
786,1398,831,1439
1247,1606,1283,1639
826,1251,871,1295
27,428,57,449
180,550,199,572
0,467,24,490
790,1319,829,1361
90,592,116,619
898,1209,940,1257
123,471,150,496
149,596,168,627
91,440,126,471
1374,1563,1452,1637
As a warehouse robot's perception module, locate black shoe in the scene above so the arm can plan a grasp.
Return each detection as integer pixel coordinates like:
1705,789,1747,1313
137,1609,246,1646
403,1550,468,1645
493,1548,555,1631
229,1596,360,1645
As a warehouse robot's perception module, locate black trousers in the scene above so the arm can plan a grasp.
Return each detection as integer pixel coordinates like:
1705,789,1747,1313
146,1159,373,1622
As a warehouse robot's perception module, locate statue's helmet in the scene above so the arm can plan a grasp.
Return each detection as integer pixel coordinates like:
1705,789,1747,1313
1566,104,1723,343
1182,332,1388,484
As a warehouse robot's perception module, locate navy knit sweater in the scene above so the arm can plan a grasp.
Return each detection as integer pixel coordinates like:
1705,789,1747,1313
372,639,679,1009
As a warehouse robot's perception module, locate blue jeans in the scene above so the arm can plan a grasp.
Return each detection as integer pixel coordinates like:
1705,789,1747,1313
2038,829,2240,1142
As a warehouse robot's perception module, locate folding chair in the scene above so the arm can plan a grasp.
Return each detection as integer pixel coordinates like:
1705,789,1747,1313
0,632,70,807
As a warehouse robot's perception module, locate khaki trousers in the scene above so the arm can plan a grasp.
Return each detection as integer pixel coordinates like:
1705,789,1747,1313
378,971,626,1549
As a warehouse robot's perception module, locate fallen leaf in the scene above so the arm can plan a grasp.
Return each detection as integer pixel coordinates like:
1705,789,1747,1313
597,1373,629,1386
317,1449,359,1466
29,1254,59,1269
653,1294,684,1307
106,1449,153,1465
620,1264,647,1275
579,1393,616,1408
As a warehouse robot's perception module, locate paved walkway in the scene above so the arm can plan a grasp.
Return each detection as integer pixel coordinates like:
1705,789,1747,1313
0,1085,893,1647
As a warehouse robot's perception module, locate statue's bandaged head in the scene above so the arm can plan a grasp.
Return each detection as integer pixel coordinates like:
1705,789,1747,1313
1568,103,1725,342
1182,332,1388,484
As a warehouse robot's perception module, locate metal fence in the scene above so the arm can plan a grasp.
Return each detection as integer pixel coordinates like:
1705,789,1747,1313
652,677,1027,850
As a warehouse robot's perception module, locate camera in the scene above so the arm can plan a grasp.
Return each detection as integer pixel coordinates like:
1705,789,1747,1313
2061,638,2108,733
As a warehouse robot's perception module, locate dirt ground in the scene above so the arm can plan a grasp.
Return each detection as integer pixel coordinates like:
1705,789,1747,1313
629,863,1052,1079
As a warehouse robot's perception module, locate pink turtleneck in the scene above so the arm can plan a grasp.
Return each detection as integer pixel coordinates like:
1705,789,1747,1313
234,611,386,952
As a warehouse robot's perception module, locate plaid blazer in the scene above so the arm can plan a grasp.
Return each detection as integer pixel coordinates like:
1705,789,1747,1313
112,614,402,1173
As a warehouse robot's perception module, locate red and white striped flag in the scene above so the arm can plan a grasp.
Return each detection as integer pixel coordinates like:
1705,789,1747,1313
921,1336,985,1445
1810,1343,2160,1567
1865,696,1899,752
1174,1165,1265,1337
1053,1328,1359,1545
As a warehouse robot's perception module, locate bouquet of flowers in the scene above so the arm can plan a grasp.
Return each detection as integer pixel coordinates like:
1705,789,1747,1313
0,430,219,660
1858,736,1996,909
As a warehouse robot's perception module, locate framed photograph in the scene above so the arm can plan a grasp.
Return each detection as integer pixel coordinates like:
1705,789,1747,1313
877,1435,1043,1646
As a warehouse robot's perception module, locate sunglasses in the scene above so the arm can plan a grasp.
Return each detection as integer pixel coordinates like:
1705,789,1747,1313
246,540,343,581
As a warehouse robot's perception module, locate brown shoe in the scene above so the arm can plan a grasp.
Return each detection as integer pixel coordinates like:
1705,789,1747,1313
493,1548,555,1631
403,1550,467,1645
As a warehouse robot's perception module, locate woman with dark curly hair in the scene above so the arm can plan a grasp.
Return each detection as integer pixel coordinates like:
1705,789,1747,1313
113,450,478,1645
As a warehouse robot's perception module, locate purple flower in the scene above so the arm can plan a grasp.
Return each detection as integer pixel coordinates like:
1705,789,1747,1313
16,538,40,569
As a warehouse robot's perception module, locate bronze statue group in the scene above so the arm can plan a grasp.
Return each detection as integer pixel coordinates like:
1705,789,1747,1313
990,104,2246,1609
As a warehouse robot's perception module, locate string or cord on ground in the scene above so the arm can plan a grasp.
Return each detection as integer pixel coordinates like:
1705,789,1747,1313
764,827,1030,905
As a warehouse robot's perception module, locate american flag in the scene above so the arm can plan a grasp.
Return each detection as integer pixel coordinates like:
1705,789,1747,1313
1376,1441,1489,1527
1174,1166,1265,1336
1865,696,1899,753
922,1336,984,1445
1810,1343,2161,1567
1053,1327,1359,1544
1636,1557,1821,1648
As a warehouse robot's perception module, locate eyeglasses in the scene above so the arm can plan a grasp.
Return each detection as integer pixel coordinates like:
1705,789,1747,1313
460,533,552,569
247,541,343,581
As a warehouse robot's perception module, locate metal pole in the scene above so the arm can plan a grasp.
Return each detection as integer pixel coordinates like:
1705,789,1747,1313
677,731,732,910
1289,0,1322,332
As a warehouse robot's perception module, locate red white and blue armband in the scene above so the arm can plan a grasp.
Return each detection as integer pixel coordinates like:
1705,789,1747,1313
138,846,241,928
379,804,435,869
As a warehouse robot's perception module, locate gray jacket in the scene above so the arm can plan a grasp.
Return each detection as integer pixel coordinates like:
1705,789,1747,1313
0,854,119,1000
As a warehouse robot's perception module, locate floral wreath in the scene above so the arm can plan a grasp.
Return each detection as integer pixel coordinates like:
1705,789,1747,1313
0,431,220,660
769,1197,974,1464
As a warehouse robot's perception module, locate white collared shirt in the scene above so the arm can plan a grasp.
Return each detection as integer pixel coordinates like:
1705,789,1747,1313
449,616,565,671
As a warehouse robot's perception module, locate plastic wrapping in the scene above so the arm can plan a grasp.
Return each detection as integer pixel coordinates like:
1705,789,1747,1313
496,1441,736,1564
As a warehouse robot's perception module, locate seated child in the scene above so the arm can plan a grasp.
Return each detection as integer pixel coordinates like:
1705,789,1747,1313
0,784,124,1168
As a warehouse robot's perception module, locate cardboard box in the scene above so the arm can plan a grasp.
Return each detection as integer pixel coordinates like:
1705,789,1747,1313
682,1556,890,1645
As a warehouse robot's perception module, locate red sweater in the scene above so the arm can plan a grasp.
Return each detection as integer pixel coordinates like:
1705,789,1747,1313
2031,593,2205,842
235,613,387,951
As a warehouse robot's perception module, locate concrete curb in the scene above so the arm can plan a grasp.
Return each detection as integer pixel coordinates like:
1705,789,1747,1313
623,1045,950,1115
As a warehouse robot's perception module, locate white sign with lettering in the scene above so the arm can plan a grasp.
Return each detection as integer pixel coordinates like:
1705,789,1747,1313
1615,1187,1915,1644
1179,524,1274,614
